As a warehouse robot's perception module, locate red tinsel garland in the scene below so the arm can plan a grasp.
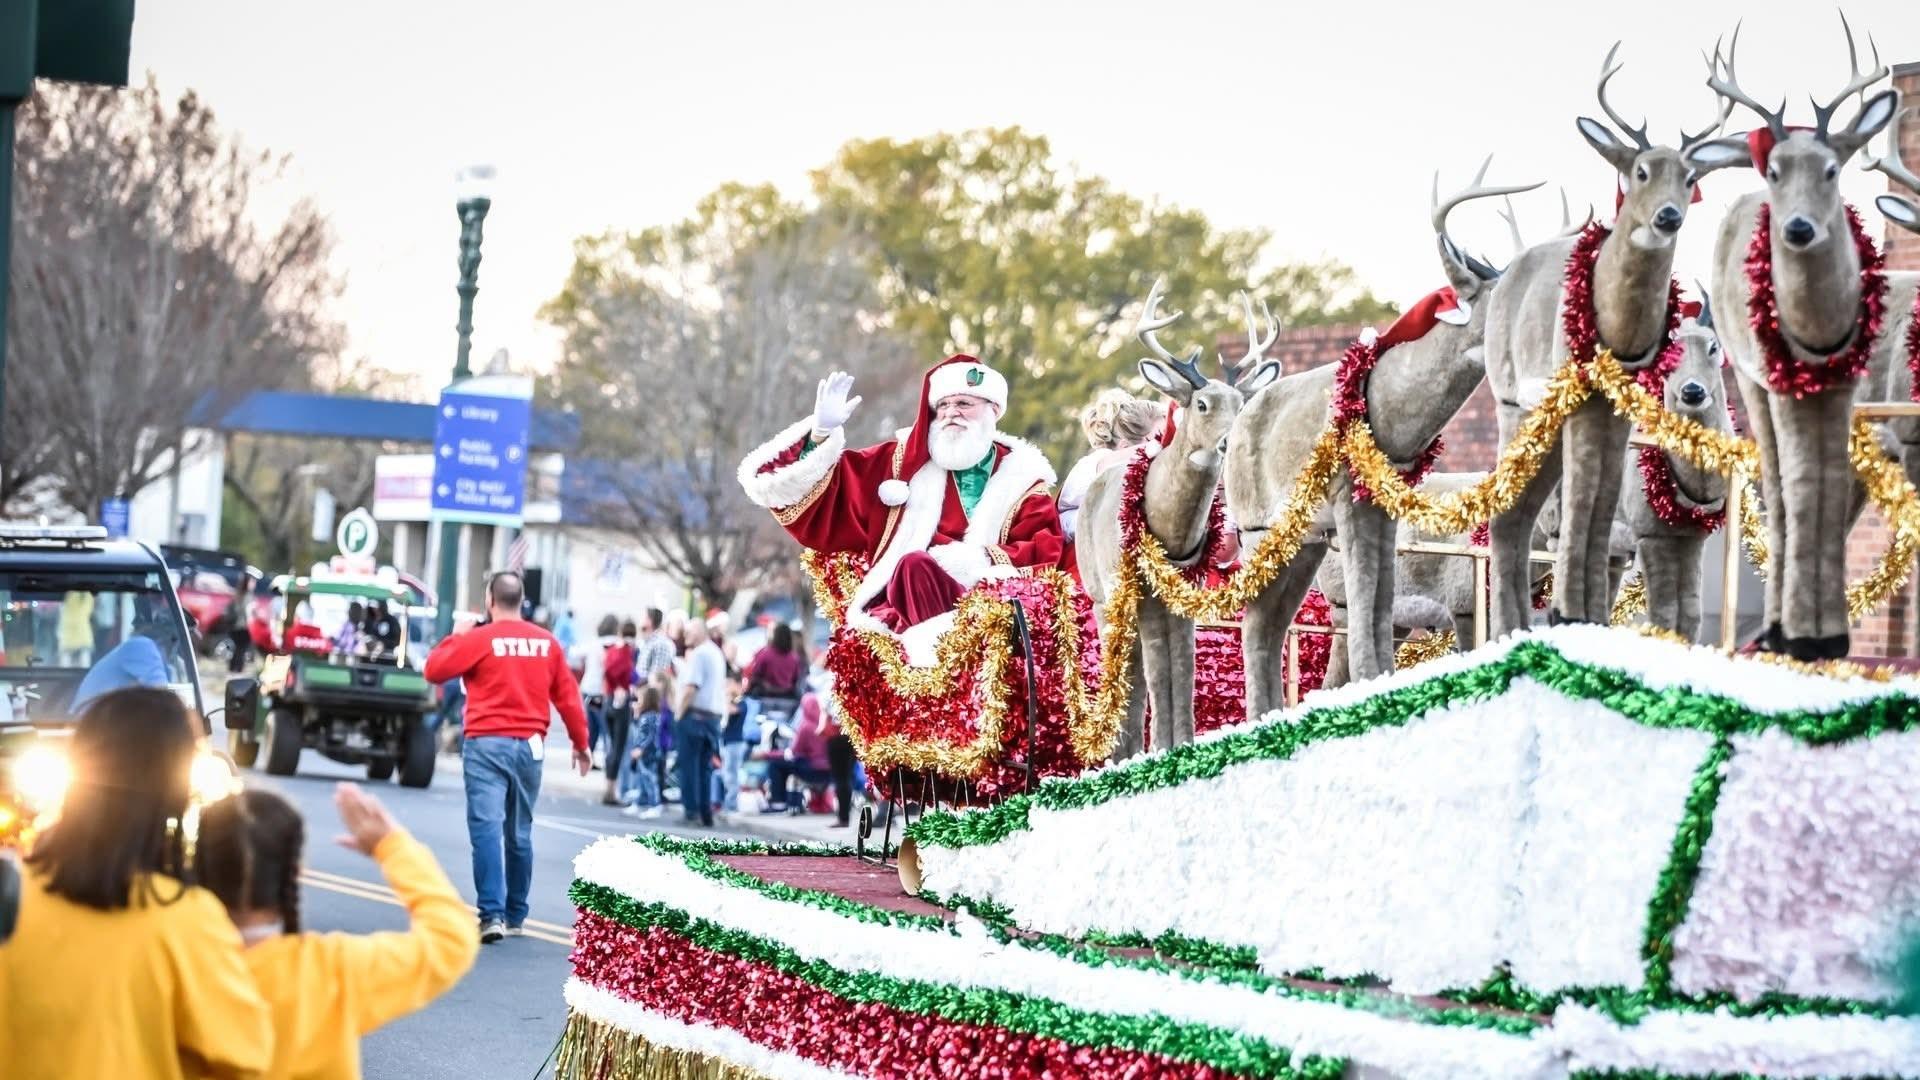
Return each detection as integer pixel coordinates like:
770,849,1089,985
1117,447,1229,574
1908,291,1920,404
1634,446,1725,534
822,571,1102,802
1560,221,1684,377
1742,203,1886,399
571,915,1248,1080
1332,335,1444,503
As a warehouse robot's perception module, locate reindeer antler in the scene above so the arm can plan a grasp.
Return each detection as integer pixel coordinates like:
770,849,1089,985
1557,187,1595,238
1706,23,1789,142
1865,95,1920,234
1497,197,1525,259
1812,10,1888,140
1596,41,1653,151
1432,156,1543,276
1691,279,1715,331
1219,291,1279,387
1137,276,1207,389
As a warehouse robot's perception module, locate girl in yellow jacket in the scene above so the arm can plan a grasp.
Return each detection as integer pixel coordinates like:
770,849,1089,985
195,783,479,1080
0,686,274,1080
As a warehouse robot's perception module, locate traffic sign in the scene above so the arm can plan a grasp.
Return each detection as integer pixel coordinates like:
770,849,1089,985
336,507,379,559
430,383,532,526
99,497,129,538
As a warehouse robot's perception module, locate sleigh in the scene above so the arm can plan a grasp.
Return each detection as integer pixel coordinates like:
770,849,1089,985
803,552,1322,846
803,551,1113,817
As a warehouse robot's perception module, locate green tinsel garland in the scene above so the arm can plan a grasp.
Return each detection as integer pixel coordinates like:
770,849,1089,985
1642,737,1732,998
569,881,1348,1079
907,640,1920,852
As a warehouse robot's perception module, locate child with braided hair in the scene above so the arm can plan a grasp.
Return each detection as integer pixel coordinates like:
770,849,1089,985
194,784,477,1080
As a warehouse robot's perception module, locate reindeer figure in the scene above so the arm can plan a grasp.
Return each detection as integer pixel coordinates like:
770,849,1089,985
1079,279,1279,759
1484,43,1746,638
1620,295,1735,641
1702,19,1919,660
1225,163,1536,718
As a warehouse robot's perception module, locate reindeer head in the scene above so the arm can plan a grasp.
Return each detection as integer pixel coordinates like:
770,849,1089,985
1667,288,1726,422
1133,278,1279,469
1432,156,1544,305
1866,91,1919,237
1707,16,1898,251
1578,42,1744,251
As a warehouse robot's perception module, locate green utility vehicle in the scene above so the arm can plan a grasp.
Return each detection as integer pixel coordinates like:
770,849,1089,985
225,574,436,787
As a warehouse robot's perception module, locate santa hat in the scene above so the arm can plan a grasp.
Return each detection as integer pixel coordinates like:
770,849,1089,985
1746,126,1811,171
927,358,1008,413
878,355,1007,507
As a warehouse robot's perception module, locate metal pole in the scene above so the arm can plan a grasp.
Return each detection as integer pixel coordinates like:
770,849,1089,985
1471,551,1489,648
434,196,490,641
0,102,15,451
1719,470,1744,651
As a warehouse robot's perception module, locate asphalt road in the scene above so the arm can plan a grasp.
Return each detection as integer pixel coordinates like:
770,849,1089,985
247,742,755,1080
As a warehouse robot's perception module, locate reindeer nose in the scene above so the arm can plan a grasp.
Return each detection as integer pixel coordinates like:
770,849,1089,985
1652,205,1683,234
1784,217,1818,247
1679,381,1708,407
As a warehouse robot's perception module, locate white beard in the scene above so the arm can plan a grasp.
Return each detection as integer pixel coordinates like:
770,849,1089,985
928,416,997,471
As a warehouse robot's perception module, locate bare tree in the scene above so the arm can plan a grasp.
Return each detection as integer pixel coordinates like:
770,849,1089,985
3,77,342,517
546,189,915,609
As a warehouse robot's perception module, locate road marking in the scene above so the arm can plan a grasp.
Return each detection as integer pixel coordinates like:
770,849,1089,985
533,818,615,840
298,870,575,946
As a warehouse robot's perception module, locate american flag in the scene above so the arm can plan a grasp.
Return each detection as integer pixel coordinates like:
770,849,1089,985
507,531,529,573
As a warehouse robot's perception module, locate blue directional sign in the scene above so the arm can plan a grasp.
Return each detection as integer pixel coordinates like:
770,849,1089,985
99,497,130,538
430,389,532,526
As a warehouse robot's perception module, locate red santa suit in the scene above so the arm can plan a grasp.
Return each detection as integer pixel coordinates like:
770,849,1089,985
737,356,1064,631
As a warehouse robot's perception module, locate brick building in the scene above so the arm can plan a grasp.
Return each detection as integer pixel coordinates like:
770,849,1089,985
1216,60,1920,655
1846,61,1920,657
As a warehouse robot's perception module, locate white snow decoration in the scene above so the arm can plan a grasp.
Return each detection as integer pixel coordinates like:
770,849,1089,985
1506,688,1714,993
1549,1000,1920,1078
1671,726,1920,1003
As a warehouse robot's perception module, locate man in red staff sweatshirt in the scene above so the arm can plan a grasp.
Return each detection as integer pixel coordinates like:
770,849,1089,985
424,571,590,944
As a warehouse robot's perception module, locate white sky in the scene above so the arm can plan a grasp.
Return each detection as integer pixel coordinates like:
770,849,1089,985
128,0,1920,388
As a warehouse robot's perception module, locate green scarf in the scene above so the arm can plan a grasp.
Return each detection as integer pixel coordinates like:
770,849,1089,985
953,447,995,516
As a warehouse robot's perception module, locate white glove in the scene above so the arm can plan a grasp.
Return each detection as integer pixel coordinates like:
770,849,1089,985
812,371,862,434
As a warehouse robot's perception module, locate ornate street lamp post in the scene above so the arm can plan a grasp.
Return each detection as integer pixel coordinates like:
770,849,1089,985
434,165,494,641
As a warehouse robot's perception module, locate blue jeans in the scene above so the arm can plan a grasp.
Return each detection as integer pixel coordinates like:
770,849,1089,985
675,710,720,825
618,712,661,808
584,696,605,759
462,735,543,925
715,740,748,811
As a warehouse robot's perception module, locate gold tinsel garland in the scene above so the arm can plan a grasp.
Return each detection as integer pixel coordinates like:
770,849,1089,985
555,1012,772,1080
1611,574,1648,625
1844,417,1920,620
802,552,1130,777
1394,630,1457,668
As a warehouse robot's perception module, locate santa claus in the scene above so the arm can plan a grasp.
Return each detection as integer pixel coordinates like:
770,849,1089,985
738,356,1064,632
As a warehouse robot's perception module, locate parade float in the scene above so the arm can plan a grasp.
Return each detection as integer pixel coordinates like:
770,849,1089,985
557,20,1920,1079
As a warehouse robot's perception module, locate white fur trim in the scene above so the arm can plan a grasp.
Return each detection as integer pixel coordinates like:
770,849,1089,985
928,542,995,589
878,479,910,506
847,434,1056,615
737,418,846,510
928,361,1008,412
1436,299,1472,326
899,611,958,666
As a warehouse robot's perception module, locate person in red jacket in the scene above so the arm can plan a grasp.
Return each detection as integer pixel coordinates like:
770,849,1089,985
423,571,589,944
